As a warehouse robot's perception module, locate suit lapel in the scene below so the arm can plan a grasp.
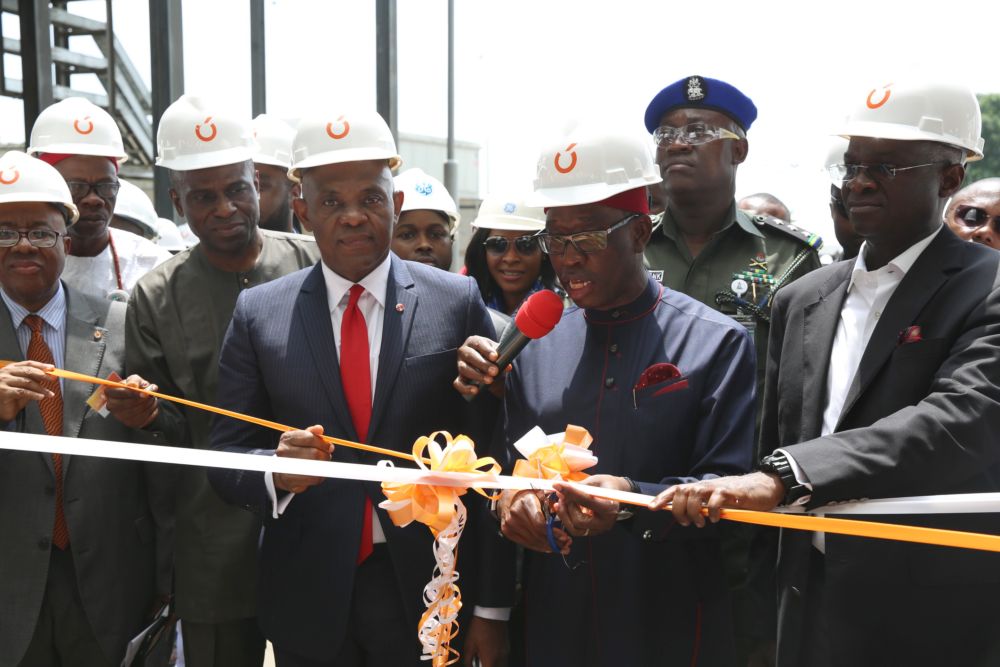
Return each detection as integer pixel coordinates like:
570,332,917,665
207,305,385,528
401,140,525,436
369,257,416,446
296,264,357,454
837,229,962,427
61,290,107,477
801,263,852,439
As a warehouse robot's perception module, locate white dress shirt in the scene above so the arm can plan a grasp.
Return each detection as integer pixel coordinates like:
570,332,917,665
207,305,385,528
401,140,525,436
266,256,391,544
782,226,942,551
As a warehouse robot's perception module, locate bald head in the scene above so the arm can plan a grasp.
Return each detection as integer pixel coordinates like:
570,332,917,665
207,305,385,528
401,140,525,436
738,192,790,222
945,178,1000,249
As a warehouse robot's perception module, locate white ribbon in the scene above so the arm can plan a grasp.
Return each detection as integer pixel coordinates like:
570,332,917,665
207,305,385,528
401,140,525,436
2,431,999,516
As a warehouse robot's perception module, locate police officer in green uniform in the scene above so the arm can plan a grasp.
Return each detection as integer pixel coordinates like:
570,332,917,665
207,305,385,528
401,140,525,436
643,75,822,665
643,75,822,443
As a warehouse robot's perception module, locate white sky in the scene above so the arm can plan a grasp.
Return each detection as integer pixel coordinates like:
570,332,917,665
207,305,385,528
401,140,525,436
2,0,999,252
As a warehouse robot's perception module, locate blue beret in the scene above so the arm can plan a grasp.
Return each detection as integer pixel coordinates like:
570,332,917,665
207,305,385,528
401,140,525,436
644,75,758,133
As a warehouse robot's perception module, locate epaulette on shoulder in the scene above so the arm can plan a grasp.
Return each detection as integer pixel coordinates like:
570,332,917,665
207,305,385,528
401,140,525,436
752,214,823,251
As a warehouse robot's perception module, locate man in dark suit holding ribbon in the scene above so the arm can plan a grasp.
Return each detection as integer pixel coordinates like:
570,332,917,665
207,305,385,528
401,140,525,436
208,110,509,667
654,81,1000,667
457,125,755,666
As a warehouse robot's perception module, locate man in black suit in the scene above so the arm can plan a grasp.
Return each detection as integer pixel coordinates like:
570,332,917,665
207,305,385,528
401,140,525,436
653,81,1000,666
208,110,509,667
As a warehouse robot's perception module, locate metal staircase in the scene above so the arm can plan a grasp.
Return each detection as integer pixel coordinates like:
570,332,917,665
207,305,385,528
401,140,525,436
0,0,154,180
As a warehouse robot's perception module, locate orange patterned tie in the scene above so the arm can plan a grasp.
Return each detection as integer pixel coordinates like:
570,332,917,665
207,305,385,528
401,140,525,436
25,315,69,549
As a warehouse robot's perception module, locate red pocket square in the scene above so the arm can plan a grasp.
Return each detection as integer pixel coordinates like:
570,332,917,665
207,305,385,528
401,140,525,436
898,325,923,345
634,362,683,391
652,378,690,397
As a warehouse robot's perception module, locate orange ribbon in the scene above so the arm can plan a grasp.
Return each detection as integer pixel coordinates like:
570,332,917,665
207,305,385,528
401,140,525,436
379,432,500,666
0,362,429,465
380,432,500,534
512,424,596,482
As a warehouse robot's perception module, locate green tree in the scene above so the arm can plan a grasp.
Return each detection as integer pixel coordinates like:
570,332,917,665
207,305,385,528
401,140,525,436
966,93,1000,182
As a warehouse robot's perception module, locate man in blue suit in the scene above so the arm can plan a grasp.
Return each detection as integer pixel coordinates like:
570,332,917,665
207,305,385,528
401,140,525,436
458,127,756,666
209,110,509,667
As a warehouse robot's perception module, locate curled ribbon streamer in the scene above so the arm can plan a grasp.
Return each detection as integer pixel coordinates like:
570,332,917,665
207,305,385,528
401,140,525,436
379,432,500,665
512,424,597,482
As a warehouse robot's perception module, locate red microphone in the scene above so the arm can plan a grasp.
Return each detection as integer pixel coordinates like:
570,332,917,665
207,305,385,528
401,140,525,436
466,290,564,400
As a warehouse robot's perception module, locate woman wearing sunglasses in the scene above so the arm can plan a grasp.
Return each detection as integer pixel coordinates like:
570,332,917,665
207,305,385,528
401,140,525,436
464,195,561,315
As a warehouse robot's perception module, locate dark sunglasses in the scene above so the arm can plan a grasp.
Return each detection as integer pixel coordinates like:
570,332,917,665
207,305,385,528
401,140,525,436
954,205,1000,228
483,234,540,256
65,180,120,201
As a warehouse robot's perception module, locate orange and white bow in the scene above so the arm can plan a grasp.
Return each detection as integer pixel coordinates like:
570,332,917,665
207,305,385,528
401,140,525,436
511,424,598,481
379,432,499,666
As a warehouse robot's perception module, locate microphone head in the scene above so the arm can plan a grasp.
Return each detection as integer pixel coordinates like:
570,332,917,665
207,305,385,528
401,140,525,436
514,290,564,339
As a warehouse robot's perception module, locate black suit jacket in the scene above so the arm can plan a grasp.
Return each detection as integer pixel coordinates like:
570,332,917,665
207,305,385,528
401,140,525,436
208,256,504,662
762,227,1000,666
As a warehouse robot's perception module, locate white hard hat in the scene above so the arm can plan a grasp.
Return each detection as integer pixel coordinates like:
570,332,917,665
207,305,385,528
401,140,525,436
394,168,459,228
113,179,160,238
289,109,401,182
156,94,256,171
0,151,79,224
529,125,662,208
156,218,189,252
252,114,296,168
471,195,546,232
836,81,984,161
28,97,128,162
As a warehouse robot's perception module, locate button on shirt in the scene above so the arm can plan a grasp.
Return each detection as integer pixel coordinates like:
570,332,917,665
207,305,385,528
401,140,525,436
266,256,390,543
0,283,66,392
782,226,942,551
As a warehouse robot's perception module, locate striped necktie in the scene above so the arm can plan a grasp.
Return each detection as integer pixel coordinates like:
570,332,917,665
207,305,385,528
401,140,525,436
25,315,69,550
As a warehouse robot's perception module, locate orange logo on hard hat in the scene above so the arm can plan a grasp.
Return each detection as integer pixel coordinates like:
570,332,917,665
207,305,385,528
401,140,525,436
554,143,578,174
0,168,19,185
866,84,893,110
73,117,94,135
195,117,218,142
326,116,350,140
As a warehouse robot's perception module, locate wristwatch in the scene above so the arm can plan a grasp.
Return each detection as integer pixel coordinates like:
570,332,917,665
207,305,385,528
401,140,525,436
759,453,810,506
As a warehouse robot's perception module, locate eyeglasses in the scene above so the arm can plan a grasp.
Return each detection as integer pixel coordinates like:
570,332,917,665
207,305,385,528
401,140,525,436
0,229,64,248
827,162,945,185
537,213,638,256
64,180,120,201
652,123,741,147
953,205,1000,228
483,234,540,256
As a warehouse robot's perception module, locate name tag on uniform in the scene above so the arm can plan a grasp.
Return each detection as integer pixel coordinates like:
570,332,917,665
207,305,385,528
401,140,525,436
648,269,664,282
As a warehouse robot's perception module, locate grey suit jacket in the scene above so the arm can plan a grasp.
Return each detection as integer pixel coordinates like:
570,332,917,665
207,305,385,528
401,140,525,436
0,284,177,667
761,227,1000,667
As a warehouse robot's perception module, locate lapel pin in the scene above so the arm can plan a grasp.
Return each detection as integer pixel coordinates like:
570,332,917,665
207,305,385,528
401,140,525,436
395,303,405,313
93,330,103,341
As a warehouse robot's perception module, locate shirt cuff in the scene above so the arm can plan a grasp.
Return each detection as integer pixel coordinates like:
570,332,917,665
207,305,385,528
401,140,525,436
775,448,813,506
265,471,296,519
473,606,511,621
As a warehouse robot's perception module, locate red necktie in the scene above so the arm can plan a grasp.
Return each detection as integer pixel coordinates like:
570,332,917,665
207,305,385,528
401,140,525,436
25,315,69,550
340,285,374,564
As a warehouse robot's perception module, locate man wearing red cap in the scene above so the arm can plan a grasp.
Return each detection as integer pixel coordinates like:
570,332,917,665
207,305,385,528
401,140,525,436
457,127,755,666
29,98,171,303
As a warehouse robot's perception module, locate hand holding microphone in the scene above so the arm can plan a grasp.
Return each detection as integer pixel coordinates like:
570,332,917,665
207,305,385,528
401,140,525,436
454,290,564,400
